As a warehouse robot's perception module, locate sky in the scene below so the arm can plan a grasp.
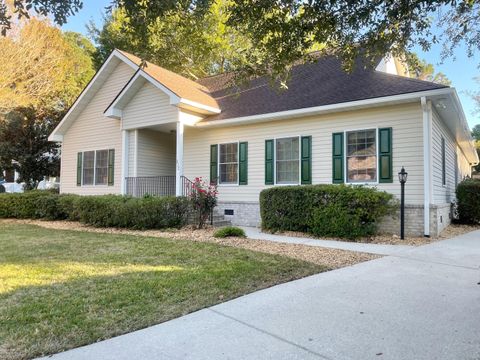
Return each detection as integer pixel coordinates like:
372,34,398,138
61,0,480,129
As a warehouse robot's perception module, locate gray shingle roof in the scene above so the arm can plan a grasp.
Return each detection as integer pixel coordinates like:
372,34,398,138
197,55,447,122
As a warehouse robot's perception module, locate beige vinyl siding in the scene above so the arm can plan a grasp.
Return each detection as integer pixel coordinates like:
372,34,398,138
136,129,176,176
431,110,471,204
122,81,178,130
184,103,425,204
60,62,135,194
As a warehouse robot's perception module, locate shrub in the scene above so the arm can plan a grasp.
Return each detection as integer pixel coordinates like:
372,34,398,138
0,191,190,230
456,178,480,224
0,190,54,219
213,226,246,238
74,195,190,229
260,184,395,240
190,177,217,229
0,184,5,193
57,194,81,221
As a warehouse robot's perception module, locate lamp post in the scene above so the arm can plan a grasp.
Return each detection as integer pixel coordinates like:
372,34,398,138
398,167,408,240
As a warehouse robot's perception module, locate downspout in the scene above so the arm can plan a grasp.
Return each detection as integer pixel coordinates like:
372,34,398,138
421,97,432,237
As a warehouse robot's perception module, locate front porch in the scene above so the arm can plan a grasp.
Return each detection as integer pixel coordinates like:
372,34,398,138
125,175,193,197
121,121,190,197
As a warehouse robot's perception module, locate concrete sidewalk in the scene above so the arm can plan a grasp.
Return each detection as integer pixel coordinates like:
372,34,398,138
40,231,480,360
242,226,413,255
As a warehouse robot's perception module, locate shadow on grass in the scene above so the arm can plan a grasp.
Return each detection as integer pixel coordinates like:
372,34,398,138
0,223,325,360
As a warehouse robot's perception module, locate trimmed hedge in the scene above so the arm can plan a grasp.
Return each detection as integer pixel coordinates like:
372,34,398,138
260,184,395,239
0,192,190,229
75,195,190,229
456,178,480,224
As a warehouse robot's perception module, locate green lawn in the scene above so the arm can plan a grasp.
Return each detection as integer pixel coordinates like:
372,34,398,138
0,223,326,360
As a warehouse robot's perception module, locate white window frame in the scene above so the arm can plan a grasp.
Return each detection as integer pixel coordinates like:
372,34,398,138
217,141,240,186
80,148,112,187
273,135,301,186
344,128,379,185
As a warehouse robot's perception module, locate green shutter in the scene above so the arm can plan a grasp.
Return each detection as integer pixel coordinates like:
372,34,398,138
76,152,82,186
265,139,274,185
108,149,115,186
332,133,344,183
301,136,312,184
210,144,218,184
239,142,248,185
378,127,393,183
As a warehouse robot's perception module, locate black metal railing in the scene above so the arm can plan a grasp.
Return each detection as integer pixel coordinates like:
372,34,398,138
181,176,194,197
125,176,176,197
125,175,194,197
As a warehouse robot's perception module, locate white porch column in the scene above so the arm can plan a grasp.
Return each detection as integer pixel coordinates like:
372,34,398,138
120,130,129,195
175,121,184,196
421,97,432,237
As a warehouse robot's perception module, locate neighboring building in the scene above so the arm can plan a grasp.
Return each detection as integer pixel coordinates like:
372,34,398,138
49,50,479,236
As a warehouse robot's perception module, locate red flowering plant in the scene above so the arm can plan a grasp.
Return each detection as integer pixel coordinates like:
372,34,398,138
190,177,218,229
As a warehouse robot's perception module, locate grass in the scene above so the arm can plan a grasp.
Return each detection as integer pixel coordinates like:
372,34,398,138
0,223,326,360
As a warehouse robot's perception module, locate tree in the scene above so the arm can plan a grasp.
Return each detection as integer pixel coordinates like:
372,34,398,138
89,1,251,79
0,0,82,35
0,107,61,190
0,18,95,110
409,53,451,86
113,0,480,83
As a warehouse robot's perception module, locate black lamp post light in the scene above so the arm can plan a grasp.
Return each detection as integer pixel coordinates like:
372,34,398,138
398,167,408,240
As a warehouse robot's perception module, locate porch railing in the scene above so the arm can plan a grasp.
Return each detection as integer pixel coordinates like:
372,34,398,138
125,175,194,197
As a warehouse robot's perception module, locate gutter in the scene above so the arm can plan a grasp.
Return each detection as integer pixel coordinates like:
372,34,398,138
196,88,454,128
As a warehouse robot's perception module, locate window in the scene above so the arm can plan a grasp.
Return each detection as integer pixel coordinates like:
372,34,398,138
79,149,114,186
82,151,95,185
441,137,446,186
219,143,238,184
276,137,300,184
346,129,377,182
95,150,109,185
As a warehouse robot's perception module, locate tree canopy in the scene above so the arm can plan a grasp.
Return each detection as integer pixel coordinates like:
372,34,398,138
0,18,95,110
0,107,61,189
2,1,479,83
89,1,251,79
0,17,95,188
112,0,480,83
409,53,451,86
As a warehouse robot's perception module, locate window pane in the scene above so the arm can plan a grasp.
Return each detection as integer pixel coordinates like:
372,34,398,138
347,130,377,182
276,137,299,184
82,151,94,185
219,143,238,184
95,150,108,185
276,137,299,161
220,163,238,184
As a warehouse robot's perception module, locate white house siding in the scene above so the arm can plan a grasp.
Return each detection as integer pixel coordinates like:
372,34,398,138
136,129,176,177
122,81,178,130
431,110,471,204
184,103,425,205
60,62,135,195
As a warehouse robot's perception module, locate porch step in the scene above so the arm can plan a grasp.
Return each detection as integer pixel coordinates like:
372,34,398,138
212,220,232,228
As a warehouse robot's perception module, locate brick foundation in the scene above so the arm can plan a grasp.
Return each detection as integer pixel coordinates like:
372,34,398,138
215,201,452,237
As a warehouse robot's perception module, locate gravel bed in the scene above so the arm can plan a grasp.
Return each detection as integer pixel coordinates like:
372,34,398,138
0,220,378,269
275,223,480,246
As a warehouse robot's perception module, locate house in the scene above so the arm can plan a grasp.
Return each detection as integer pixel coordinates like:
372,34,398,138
49,49,479,237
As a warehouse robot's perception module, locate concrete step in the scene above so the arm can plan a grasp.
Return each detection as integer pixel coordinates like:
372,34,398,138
211,220,232,228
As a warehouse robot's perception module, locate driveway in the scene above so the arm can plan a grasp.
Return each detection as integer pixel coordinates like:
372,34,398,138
40,231,480,360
